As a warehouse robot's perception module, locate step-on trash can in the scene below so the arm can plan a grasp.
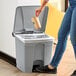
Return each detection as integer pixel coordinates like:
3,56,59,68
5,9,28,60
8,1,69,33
12,6,54,73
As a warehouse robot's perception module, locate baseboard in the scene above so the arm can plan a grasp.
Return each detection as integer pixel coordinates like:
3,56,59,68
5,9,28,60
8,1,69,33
0,51,16,66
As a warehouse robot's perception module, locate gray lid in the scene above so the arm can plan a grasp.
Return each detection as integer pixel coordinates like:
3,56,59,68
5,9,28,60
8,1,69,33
13,6,48,35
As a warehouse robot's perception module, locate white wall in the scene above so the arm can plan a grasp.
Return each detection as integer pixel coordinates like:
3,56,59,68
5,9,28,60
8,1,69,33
0,0,65,58
18,0,41,6
49,0,65,12
58,0,65,12
0,0,17,58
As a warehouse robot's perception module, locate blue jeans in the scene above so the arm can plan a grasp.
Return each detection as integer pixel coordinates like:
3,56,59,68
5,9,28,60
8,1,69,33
50,0,76,68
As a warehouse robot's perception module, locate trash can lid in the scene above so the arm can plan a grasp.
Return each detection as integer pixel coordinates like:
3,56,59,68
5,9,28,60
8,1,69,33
13,6,49,36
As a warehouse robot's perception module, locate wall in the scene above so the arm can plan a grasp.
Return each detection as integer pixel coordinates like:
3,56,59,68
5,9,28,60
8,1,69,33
0,0,17,58
17,0,41,6
58,0,65,12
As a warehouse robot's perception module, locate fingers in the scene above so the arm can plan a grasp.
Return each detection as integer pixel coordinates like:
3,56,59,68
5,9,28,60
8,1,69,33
35,10,39,17
35,8,41,17
35,10,40,17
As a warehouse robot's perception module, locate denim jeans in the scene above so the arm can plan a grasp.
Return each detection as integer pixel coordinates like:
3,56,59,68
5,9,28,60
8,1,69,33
50,0,76,68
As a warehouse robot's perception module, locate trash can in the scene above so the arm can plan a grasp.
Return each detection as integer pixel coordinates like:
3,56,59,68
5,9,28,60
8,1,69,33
12,6,54,73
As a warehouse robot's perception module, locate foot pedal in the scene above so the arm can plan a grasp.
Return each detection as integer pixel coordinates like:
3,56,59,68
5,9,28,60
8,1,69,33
32,60,44,72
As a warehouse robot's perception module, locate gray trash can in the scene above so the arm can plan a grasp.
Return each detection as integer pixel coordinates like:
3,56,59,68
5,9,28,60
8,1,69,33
12,6,54,73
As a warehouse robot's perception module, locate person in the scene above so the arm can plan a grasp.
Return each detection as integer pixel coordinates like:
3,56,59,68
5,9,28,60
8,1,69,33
35,0,76,75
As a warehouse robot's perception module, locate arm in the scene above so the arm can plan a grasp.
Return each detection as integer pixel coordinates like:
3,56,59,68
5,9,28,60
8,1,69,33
40,0,49,11
35,0,49,17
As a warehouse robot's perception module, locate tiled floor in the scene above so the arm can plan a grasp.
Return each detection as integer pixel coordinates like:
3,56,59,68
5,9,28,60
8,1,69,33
0,39,76,76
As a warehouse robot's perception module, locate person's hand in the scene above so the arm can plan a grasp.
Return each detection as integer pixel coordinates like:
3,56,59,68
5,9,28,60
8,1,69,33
35,8,42,17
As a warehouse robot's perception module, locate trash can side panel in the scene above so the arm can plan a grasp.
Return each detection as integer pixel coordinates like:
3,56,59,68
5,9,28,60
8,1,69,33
15,38,26,72
44,41,53,65
34,43,44,61
15,38,35,72
23,45,35,72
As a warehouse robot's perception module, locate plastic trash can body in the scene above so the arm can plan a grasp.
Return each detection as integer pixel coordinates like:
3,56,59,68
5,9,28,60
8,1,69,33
15,34,54,72
12,6,54,72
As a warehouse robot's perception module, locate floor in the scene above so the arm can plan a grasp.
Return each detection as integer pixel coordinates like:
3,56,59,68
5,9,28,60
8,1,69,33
0,39,76,76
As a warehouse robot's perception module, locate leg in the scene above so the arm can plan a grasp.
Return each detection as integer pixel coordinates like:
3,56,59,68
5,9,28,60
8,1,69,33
35,7,73,73
50,6,73,68
70,7,76,76
70,7,76,58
